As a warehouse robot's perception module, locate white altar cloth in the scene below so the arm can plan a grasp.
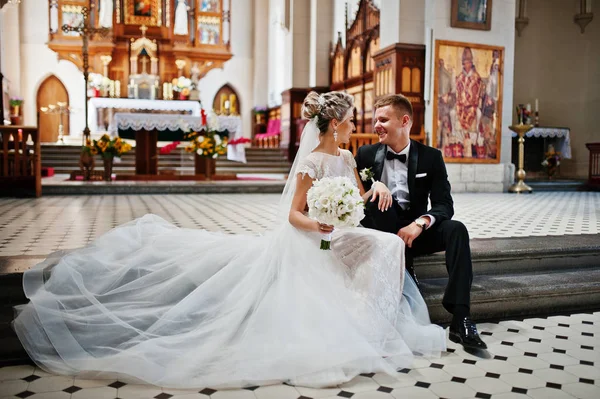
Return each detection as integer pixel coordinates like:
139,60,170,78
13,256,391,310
88,98,202,134
110,113,246,163
511,127,571,159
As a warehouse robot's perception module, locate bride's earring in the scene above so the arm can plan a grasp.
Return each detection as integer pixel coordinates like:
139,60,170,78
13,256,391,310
333,130,338,142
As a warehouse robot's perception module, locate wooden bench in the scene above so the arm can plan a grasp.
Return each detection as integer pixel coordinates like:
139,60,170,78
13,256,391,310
0,126,41,197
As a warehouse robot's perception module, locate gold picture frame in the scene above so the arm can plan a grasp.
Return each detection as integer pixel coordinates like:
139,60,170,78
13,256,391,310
433,40,503,164
125,0,162,27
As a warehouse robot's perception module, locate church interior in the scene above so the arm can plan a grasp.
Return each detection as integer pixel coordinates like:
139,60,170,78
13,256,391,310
0,0,599,398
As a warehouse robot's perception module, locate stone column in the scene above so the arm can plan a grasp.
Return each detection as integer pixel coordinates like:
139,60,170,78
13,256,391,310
253,0,269,107
380,0,425,47
309,0,334,88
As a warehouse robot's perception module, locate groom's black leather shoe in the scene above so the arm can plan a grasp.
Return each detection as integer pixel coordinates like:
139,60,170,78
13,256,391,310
449,317,487,350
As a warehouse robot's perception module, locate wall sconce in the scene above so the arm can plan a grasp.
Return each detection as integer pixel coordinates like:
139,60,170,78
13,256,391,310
574,0,593,33
515,0,529,37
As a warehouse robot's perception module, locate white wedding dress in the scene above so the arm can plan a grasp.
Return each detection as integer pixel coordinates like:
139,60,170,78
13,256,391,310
13,121,446,389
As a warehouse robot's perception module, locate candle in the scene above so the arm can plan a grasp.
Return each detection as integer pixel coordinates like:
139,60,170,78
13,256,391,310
535,98,539,112
229,94,237,114
220,94,228,112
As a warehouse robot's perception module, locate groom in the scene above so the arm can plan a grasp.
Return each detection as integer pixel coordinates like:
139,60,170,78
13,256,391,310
356,94,486,350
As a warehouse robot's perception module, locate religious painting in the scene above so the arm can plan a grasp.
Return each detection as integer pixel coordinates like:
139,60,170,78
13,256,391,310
200,0,220,12
433,40,503,164
197,16,221,45
61,5,85,36
134,0,152,16
451,0,492,31
125,0,162,26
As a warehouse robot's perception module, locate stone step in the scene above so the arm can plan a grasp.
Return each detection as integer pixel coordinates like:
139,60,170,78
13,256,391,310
42,181,288,195
42,159,291,167
41,146,288,156
1,235,599,365
414,234,600,279
45,167,291,175
425,269,600,323
526,180,586,192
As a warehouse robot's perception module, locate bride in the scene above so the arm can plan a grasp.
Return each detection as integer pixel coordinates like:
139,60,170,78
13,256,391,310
13,91,446,389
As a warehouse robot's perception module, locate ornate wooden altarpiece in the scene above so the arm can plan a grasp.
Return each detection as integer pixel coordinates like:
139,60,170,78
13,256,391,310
330,0,379,134
47,0,232,97
330,0,426,142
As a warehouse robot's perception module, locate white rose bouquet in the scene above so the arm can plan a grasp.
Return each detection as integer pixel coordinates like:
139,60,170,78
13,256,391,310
306,176,365,250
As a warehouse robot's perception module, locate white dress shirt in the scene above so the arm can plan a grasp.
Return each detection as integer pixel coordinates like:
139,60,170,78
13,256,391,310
381,142,436,228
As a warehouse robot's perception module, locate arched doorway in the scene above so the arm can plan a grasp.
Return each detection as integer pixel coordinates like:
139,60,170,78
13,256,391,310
212,84,240,115
37,75,69,143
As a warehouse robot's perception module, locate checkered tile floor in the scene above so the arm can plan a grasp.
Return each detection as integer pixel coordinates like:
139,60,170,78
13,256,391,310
0,192,599,257
1,313,599,398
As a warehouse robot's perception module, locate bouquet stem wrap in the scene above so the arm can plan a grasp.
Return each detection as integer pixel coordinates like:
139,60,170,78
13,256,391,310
320,233,332,250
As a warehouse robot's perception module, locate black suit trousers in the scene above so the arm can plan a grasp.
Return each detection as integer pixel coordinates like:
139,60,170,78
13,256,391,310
362,201,473,314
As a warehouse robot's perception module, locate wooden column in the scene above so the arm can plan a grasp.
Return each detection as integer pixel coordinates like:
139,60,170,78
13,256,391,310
135,130,158,175
373,43,426,143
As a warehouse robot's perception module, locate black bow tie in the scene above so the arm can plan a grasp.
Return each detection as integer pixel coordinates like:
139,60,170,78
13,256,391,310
386,152,407,163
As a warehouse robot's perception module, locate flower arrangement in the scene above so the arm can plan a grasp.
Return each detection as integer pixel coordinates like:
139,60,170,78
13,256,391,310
306,176,365,250
172,76,193,99
82,134,132,158
185,131,227,158
541,145,561,177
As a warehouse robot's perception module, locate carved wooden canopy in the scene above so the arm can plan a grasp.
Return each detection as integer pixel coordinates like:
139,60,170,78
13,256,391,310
47,0,233,91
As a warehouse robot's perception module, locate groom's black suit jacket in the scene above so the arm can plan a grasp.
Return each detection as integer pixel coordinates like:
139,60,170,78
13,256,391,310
355,140,454,224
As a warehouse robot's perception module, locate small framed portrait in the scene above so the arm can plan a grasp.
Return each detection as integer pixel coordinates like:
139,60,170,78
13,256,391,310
451,0,492,31
125,0,161,26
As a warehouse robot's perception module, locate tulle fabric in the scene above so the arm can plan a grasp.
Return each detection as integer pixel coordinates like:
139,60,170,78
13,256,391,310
14,214,445,389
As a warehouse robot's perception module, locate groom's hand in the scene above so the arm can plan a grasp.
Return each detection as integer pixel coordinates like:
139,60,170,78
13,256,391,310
398,223,424,248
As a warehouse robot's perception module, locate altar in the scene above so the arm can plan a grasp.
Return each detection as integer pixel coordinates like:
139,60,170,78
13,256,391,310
110,113,246,175
89,98,202,134
511,127,571,173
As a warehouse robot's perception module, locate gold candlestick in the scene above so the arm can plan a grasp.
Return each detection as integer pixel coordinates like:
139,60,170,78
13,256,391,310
508,123,534,193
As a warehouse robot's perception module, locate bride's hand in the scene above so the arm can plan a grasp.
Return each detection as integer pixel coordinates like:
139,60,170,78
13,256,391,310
315,222,334,234
371,182,393,211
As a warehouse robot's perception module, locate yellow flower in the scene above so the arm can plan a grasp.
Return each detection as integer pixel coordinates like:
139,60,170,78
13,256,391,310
100,134,111,142
91,147,98,155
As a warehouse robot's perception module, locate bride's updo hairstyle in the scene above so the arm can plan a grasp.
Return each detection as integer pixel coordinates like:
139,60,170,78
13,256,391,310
301,91,354,135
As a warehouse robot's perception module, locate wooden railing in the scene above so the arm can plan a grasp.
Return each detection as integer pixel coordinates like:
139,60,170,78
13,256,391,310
340,133,379,156
586,142,600,189
0,126,42,197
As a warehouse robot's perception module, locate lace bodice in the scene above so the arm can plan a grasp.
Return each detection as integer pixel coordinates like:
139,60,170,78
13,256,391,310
296,149,357,185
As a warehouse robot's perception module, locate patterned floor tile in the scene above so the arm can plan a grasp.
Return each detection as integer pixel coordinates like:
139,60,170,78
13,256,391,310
1,192,599,256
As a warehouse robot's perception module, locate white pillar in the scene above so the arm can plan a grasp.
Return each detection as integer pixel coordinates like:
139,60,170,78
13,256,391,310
380,0,425,47
253,0,269,106
310,0,334,87
1,3,22,102
291,0,311,88
268,0,286,106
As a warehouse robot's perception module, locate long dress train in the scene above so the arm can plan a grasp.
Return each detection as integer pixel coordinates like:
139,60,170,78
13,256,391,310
13,149,446,389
